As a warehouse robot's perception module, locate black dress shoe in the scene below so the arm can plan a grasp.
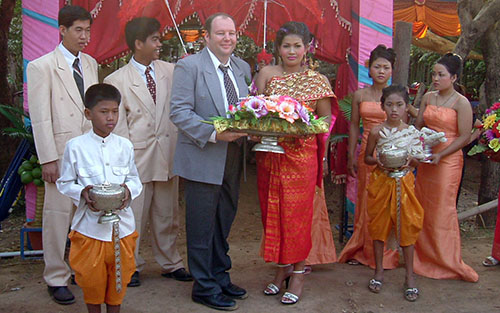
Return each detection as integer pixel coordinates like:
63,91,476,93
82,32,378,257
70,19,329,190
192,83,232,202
47,286,75,305
127,271,141,287
192,293,238,311
161,268,193,281
221,283,248,300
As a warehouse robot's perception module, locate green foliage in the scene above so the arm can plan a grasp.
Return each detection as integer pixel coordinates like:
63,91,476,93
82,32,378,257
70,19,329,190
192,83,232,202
409,45,485,100
0,104,33,144
338,94,353,121
7,0,23,92
467,143,488,156
234,35,261,61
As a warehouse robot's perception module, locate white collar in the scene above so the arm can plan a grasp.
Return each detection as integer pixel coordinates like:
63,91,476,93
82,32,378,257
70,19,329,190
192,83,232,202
59,42,81,65
207,48,232,72
89,129,114,144
130,56,154,74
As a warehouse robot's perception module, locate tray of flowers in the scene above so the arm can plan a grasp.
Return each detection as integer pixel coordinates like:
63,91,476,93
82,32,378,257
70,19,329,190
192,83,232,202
209,95,329,153
468,102,500,161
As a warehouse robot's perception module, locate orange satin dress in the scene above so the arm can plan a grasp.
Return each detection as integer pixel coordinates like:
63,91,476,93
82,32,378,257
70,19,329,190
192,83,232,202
257,70,337,264
414,104,478,282
338,101,399,269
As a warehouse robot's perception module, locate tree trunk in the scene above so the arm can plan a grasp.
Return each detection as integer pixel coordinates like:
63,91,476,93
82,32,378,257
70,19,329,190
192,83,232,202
478,21,500,225
0,0,16,106
393,21,412,86
454,0,500,60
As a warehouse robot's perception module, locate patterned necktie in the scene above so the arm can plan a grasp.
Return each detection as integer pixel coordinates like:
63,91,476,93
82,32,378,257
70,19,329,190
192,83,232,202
145,66,156,104
219,65,238,106
73,58,84,101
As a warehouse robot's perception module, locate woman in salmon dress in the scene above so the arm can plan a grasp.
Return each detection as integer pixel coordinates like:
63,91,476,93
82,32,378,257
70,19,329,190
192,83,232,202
338,45,400,269
255,22,336,305
414,53,478,282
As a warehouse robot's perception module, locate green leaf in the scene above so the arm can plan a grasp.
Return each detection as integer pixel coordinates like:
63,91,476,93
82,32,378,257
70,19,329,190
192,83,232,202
467,144,488,156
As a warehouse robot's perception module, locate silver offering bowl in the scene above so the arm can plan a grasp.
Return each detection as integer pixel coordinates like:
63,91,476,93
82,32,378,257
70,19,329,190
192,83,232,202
89,182,125,224
378,148,408,169
252,135,285,154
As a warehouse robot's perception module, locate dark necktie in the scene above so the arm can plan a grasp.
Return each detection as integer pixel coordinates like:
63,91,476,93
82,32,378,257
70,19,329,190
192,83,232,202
145,66,156,104
219,64,244,147
73,58,84,101
219,65,238,106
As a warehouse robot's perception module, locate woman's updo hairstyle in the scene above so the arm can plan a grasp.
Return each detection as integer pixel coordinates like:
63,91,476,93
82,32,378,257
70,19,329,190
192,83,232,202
275,21,311,54
368,44,396,69
436,53,463,79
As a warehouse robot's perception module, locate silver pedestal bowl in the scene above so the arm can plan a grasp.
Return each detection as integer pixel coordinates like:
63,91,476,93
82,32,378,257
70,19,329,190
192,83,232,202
379,148,409,169
89,182,125,224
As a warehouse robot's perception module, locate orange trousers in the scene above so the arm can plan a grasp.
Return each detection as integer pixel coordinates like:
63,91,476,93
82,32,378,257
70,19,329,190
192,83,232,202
69,231,138,305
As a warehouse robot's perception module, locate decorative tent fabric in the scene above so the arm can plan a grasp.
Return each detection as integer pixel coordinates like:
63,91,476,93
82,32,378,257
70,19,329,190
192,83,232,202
72,0,351,68
394,0,460,39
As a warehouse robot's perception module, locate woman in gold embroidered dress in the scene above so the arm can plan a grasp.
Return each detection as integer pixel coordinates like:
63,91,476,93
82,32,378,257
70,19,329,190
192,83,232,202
254,21,335,305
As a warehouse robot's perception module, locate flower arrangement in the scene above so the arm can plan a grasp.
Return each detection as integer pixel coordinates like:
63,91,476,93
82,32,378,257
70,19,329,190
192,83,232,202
468,102,500,156
210,95,329,135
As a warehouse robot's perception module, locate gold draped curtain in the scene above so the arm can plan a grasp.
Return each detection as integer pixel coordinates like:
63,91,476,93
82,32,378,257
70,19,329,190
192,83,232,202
394,0,461,38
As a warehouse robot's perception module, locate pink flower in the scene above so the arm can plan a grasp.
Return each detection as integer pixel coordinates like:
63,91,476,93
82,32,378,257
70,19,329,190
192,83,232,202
278,99,299,123
245,96,268,118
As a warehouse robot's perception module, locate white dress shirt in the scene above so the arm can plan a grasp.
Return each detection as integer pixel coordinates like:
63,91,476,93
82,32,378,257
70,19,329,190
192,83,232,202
130,56,156,84
58,42,82,77
207,48,240,142
57,130,142,241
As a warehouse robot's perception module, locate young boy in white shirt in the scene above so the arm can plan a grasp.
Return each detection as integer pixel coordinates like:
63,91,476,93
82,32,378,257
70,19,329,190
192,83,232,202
56,83,142,313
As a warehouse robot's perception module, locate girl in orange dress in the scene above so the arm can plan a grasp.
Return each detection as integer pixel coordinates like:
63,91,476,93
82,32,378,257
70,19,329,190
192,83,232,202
339,45,401,268
364,85,424,301
414,53,478,282
255,22,335,305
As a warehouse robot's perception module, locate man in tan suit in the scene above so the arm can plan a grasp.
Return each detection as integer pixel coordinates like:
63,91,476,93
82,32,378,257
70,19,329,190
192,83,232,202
27,5,98,305
104,17,191,287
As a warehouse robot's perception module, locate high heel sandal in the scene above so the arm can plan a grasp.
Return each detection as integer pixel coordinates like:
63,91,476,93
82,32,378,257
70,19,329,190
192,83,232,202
263,264,292,296
281,269,306,305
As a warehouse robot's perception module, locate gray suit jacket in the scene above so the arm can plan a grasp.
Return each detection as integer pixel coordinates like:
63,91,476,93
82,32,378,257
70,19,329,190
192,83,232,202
170,48,251,185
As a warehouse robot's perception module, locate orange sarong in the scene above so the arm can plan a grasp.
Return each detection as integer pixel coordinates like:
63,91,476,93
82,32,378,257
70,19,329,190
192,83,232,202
367,168,424,247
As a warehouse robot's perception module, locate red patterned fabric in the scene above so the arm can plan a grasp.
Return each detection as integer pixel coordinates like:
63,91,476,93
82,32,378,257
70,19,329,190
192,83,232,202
257,137,317,263
72,0,351,65
256,70,335,263
493,193,500,261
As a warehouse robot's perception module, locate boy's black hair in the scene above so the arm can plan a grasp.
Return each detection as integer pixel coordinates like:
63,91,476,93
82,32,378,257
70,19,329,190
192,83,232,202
381,84,410,105
84,83,121,109
58,5,92,28
125,17,161,52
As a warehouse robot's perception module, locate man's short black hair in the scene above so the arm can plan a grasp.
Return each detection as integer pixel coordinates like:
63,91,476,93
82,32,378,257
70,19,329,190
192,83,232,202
84,83,121,109
125,17,161,52
58,5,92,28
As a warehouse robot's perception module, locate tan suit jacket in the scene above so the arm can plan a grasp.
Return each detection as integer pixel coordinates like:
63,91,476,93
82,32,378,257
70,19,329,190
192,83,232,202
27,46,98,287
104,60,177,183
28,47,98,164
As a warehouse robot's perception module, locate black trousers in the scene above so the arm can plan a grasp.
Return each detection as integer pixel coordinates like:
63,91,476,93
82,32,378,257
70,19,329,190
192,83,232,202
184,142,242,296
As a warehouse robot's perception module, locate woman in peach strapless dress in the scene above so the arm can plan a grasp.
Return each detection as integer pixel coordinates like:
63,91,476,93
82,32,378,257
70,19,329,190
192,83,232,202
338,45,400,269
414,53,478,282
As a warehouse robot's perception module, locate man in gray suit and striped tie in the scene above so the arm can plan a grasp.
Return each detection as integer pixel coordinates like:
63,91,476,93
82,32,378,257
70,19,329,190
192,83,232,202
170,12,251,311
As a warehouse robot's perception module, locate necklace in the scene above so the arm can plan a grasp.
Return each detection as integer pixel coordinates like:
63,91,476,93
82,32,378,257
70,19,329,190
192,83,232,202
435,91,456,108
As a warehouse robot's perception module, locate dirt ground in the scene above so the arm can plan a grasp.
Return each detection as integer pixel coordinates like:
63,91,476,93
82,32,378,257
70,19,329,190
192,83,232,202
1,157,500,313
